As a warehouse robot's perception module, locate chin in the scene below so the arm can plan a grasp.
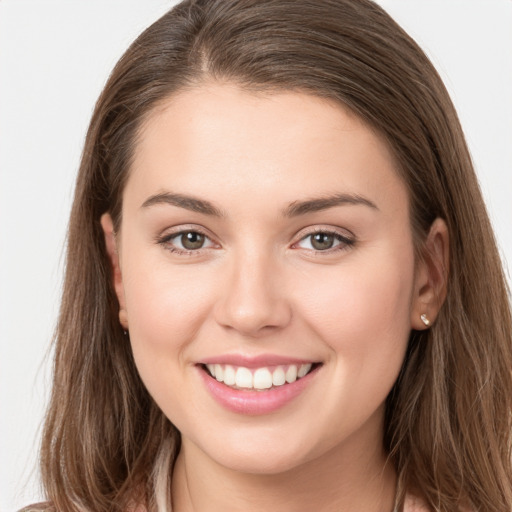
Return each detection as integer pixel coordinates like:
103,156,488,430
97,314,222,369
214,446,314,476
187,425,326,476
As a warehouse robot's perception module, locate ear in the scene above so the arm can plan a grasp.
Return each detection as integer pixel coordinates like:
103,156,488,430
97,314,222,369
411,218,449,330
100,213,129,330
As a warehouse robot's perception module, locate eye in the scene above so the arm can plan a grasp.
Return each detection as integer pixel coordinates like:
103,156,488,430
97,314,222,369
295,230,354,252
159,229,216,253
176,231,208,250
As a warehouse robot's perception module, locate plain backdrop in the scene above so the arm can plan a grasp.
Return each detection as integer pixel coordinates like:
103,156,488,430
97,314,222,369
1,1,511,510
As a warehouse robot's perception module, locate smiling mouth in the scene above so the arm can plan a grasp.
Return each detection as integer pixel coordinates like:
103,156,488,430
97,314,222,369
201,363,321,391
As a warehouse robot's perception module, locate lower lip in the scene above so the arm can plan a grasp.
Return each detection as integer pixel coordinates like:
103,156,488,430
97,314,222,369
198,365,320,415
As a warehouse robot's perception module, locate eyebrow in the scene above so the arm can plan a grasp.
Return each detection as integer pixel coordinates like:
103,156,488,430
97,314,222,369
140,191,378,217
141,192,224,217
283,193,378,217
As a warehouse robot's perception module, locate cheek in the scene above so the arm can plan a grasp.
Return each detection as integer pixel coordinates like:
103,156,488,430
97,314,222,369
121,260,221,428
127,271,209,339
288,248,415,441
120,247,218,374
295,246,415,366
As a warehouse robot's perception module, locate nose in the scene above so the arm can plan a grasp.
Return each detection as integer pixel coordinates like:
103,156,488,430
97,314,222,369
214,251,292,338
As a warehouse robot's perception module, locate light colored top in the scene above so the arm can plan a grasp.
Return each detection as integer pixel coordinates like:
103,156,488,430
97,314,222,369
404,493,430,511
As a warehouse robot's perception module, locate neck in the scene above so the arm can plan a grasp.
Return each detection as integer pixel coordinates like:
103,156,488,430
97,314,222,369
171,428,396,512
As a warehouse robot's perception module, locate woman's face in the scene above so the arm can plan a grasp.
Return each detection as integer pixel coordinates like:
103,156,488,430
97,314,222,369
105,83,429,475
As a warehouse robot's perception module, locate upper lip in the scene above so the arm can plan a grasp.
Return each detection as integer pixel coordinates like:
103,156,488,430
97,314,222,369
198,354,320,368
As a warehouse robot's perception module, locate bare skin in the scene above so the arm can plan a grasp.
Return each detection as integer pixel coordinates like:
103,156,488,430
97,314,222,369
102,83,448,512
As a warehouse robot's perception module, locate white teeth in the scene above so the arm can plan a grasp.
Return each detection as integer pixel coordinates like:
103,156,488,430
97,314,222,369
205,363,315,389
285,365,298,383
214,364,224,382
272,367,286,386
235,367,253,388
298,363,312,378
253,368,273,390
223,365,236,386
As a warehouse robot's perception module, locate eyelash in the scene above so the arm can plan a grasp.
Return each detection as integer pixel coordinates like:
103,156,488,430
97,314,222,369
157,227,215,256
294,228,355,254
156,227,355,256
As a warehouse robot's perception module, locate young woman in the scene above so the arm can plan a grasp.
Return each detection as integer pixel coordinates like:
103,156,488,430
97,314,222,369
26,0,512,511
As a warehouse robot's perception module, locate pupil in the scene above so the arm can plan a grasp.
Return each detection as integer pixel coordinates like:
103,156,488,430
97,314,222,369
311,233,334,250
182,232,204,250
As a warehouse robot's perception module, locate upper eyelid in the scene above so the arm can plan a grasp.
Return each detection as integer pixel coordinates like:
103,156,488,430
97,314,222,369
157,229,218,255
291,227,356,252
155,224,354,247
157,224,215,241
294,225,355,240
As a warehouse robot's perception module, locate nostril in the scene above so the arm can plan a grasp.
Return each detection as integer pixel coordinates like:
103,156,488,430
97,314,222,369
215,301,293,337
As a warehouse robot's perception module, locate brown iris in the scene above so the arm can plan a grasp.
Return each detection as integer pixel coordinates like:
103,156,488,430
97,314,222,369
310,233,335,250
180,231,205,250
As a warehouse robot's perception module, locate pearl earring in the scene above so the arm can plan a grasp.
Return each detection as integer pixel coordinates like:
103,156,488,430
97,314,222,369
420,313,431,327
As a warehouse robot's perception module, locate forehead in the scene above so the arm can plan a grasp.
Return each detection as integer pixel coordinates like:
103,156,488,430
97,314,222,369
127,83,407,215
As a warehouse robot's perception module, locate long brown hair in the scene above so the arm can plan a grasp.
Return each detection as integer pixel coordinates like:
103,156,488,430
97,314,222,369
34,1,512,511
